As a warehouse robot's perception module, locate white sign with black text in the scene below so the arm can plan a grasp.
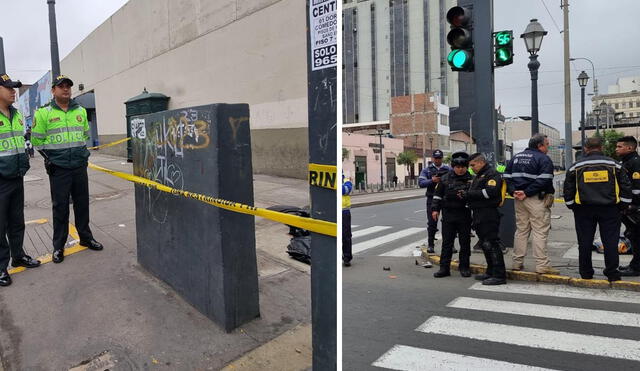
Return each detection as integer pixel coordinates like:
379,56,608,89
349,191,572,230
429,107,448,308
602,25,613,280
309,0,337,71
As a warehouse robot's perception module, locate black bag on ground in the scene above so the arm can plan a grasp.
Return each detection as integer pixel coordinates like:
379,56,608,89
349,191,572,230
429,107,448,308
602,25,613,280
287,235,311,264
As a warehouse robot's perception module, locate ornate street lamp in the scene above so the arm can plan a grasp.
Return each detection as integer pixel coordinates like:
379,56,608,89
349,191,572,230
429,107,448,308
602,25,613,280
577,71,589,150
521,19,548,135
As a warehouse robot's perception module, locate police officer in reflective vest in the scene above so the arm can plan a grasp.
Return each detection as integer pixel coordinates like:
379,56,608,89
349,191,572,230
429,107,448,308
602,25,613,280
431,152,473,278
32,75,103,264
466,153,507,285
564,136,632,281
418,149,450,253
0,74,41,286
615,136,640,276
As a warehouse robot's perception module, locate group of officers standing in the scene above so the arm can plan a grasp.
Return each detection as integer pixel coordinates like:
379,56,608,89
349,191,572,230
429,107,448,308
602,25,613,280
419,132,640,284
0,73,102,287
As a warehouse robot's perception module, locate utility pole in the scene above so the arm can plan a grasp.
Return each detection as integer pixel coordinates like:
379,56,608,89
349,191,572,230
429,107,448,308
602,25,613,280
473,0,497,162
562,0,573,166
0,37,5,75
47,0,61,77
306,1,337,369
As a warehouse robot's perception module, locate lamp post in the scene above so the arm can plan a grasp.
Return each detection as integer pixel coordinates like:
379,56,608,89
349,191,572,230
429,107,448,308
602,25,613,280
593,105,601,137
377,128,384,191
577,71,589,153
570,57,597,97
599,100,608,136
521,19,548,136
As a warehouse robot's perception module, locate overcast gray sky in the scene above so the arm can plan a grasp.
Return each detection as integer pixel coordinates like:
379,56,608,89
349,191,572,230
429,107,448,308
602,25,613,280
1,0,129,83
494,0,640,136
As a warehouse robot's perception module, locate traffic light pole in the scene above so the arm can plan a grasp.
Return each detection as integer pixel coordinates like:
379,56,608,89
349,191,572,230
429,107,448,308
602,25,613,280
47,0,61,77
472,0,497,161
306,1,337,369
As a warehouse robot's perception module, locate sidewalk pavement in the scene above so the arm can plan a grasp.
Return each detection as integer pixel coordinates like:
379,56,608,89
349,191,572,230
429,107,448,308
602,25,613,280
420,204,640,291
0,152,313,371
351,188,425,208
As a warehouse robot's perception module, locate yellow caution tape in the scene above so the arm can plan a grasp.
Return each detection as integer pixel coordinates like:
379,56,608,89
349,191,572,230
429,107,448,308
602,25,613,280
88,162,337,237
88,137,131,150
308,163,337,190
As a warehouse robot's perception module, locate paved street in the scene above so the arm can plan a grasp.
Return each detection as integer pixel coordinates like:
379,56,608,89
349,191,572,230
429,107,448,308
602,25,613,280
344,197,640,370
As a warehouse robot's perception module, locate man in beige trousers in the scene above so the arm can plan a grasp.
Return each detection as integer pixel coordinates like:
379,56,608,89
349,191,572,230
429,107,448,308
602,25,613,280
504,134,559,274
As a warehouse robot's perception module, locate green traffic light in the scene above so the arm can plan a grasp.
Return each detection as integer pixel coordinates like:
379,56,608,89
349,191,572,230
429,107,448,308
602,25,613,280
496,47,511,62
451,50,470,68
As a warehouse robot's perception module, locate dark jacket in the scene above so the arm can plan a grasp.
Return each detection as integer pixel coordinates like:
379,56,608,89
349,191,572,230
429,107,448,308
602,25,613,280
432,170,473,211
419,163,451,197
467,164,504,209
620,151,640,205
504,147,554,197
563,151,632,208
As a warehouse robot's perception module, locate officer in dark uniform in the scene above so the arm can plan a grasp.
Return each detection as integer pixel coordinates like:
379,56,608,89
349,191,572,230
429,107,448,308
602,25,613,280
564,136,632,281
616,136,640,276
431,152,473,278
418,149,450,253
0,74,41,286
465,153,507,285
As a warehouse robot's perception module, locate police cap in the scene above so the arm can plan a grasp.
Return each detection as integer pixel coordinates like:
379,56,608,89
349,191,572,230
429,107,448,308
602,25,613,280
53,75,74,87
432,149,444,158
0,74,22,89
451,151,469,167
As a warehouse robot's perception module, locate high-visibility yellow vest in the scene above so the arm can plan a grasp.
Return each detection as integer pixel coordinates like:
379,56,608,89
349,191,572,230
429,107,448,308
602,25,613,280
0,107,30,177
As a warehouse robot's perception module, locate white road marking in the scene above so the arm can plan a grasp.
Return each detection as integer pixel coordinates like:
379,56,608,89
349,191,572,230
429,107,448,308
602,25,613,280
372,345,557,371
469,282,640,305
448,297,640,328
352,226,392,238
414,209,426,213
351,225,360,229
561,245,632,263
416,316,640,362
379,240,424,257
353,228,424,254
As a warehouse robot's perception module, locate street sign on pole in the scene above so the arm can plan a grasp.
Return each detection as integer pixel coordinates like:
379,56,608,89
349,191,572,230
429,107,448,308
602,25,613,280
306,0,337,369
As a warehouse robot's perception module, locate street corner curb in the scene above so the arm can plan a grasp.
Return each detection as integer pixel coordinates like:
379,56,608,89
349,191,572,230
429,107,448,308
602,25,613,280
569,278,611,289
421,247,433,261
351,194,424,208
506,270,539,282
538,274,571,285
610,280,640,292
469,264,486,275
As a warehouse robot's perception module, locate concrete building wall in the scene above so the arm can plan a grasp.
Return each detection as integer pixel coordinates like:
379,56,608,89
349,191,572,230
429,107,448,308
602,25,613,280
60,0,309,178
505,119,562,168
343,0,455,123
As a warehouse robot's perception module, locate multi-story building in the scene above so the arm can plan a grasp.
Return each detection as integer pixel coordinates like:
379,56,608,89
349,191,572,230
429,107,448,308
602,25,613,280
342,0,458,124
505,117,563,169
342,132,406,188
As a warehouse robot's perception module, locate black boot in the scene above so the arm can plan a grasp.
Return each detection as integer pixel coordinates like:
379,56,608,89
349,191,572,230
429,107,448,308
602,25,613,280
459,266,471,277
483,242,506,285
434,267,450,278
474,273,490,281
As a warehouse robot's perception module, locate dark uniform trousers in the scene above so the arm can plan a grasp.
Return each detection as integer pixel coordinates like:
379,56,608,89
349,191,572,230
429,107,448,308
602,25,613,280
0,177,26,271
472,208,506,279
622,217,640,271
49,165,93,251
573,205,621,279
440,208,471,269
342,209,352,263
426,196,438,246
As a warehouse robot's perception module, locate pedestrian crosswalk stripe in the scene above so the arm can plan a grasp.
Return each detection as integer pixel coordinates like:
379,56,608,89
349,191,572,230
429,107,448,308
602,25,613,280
469,282,640,305
351,225,360,229
379,240,423,257
352,226,392,238
416,316,640,362
372,345,557,371
353,228,424,254
447,297,640,328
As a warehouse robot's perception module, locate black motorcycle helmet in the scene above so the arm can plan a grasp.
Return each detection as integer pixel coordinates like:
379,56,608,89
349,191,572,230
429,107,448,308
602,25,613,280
451,151,470,167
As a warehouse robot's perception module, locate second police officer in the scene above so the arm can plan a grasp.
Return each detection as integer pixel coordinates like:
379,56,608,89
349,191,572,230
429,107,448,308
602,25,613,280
431,152,473,278
418,149,450,253
564,137,632,282
465,153,507,285
32,75,103,264
615,136,640,276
